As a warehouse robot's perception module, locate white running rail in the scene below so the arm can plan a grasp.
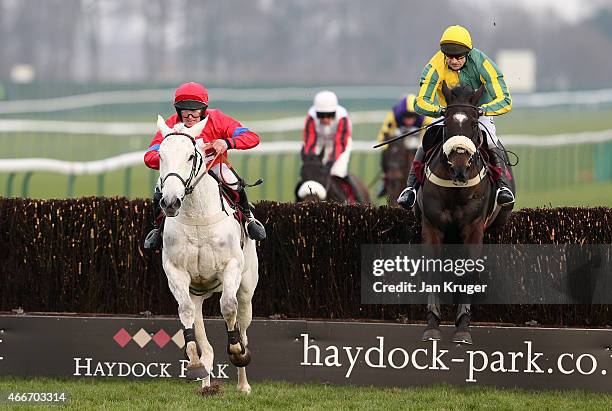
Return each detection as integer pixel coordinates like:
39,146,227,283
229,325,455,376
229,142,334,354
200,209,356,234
1,130,611,175
0,112,388,135
1,86,611,114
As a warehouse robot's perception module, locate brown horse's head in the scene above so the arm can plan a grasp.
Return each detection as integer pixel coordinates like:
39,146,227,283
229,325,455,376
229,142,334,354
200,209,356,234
440,81,485,184
382,135,415,205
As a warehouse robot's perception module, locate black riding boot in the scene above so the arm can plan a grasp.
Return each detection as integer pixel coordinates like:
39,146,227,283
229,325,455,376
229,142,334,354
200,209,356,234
237,187,266,241
144,189,164,250
489,149,515,206
397,146,425,209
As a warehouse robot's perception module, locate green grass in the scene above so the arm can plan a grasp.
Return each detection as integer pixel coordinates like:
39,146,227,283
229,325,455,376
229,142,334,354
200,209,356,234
1,151,611,207
1,162,611,208
1,377,612,410
516,181,612,209
3,106,612,140
0,105,611,204
1,107,611,159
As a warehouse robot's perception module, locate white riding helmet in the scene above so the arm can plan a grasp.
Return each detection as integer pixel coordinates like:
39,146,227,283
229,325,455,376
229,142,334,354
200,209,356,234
314,90,338,114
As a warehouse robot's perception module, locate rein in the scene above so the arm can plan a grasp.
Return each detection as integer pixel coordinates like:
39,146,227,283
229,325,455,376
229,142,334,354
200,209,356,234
159,132,221,195
187,151,221,194
431,102,486,187
373,117,445,148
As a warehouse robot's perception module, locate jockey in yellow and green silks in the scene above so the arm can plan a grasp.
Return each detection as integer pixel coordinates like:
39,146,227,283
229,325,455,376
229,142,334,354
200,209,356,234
397,25,515,209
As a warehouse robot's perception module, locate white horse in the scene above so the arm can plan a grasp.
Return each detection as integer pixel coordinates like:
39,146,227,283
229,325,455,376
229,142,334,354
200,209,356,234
155,115,258,394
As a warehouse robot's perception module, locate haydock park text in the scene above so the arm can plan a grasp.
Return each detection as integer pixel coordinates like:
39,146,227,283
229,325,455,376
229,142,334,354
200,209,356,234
300,334,609,382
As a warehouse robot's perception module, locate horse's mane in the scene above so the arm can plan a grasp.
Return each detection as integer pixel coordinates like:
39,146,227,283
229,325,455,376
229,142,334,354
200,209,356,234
448,84,475,104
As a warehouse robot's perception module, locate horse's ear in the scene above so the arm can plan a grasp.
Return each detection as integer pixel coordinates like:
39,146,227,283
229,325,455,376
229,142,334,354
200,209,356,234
441,81,452,103
318,146,325,161
470,85,486,106
185,117,207,138
157,115,173,138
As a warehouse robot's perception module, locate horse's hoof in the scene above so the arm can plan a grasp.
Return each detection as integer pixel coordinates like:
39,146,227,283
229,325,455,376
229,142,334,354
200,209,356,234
186,365,209,381
422,327,442,342
229,347,251,367
237,383,252,394
452,331,473,345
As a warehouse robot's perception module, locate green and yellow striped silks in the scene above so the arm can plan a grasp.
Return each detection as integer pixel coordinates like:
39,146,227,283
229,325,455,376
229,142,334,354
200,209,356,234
415,49,512,117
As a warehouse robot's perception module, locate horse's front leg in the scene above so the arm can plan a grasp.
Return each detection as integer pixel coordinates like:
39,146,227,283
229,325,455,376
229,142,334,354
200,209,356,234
422,217,444,342
461,217,484,245
192,294,215,388
220,258,251,371
451,218,485,345
164,261,207,380
233,273,257,394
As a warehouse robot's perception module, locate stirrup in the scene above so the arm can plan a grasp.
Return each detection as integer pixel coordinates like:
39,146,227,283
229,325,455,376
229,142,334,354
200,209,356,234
397,187,417,208
144,228,162,250
495,186,515,206
244,218,266,241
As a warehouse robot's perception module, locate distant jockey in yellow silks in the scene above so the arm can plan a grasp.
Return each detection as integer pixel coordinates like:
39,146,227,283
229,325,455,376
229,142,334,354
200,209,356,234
376,94,433,197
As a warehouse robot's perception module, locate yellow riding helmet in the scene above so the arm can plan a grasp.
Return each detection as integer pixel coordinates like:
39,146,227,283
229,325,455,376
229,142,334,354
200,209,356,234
440,25,473,55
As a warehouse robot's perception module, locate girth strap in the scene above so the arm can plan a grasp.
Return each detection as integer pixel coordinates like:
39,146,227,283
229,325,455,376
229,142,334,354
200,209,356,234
425,166,487,188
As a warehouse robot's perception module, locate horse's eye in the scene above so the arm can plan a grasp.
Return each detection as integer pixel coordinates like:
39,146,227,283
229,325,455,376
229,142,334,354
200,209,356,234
188,154,194,161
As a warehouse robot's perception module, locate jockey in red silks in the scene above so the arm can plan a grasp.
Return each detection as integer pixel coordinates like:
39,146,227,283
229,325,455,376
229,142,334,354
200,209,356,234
143,82,266,249
302,90,362,201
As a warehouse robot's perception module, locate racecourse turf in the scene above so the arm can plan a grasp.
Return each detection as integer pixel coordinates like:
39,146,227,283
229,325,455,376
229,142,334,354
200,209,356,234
1,377,612,410
1,106,611,203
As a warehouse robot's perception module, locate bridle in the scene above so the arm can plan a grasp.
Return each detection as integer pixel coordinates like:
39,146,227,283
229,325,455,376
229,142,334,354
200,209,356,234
159,132,219,196
443,103,483,168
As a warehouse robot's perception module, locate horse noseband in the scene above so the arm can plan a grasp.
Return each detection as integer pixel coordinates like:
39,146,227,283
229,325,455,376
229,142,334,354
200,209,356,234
159,132,203,196
446,148,474,168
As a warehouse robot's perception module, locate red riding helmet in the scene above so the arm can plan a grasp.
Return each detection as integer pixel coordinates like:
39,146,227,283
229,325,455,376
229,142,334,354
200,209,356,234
173,82,209,111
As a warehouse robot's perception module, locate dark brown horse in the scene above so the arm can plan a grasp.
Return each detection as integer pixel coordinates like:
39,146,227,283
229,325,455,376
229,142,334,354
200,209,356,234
380,133,418,206
415,82,515,344
296,150,370,203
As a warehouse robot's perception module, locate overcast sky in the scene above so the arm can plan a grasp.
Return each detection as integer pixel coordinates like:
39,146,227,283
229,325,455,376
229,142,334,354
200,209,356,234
453,0,611,23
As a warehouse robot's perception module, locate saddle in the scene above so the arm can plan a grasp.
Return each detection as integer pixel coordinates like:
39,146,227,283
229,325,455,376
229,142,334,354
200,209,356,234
214,174,250,232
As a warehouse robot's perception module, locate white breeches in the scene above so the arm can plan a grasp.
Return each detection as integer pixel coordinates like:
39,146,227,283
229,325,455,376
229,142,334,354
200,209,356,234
211,163,239,186
327,139,352,178
478,116,498,149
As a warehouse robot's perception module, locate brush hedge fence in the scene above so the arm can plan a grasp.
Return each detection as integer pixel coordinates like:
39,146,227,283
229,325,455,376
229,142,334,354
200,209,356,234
0,197,610,326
